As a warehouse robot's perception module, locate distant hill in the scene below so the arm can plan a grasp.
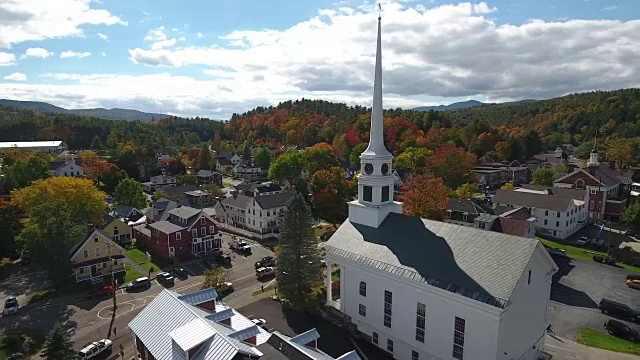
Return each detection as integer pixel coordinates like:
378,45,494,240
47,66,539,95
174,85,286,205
0,99,171,121
411,99,537,112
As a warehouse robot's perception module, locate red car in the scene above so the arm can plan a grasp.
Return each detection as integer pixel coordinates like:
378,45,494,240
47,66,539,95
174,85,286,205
86,285,116,299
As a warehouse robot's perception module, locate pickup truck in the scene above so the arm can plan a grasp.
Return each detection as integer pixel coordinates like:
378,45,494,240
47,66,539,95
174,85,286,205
231,240,252,253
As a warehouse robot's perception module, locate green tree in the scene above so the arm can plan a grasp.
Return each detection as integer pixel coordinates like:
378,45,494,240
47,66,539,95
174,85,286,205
349,143,367,169
3,156,50,190
113,177,148,209
198,143,213,171
202,265,231,289
0,200,23,258
451,183,476,199
395,147,432,170
202,184,225,197
152,190,167,201
242,143,252,162
212,132,222,152
531,167,556,187
41,323,79,360
310,167,355,221
269,150,305,184
500,183,515,191
276,193,323,309
254,146,272,170
177,174,198,186
623,204,640,232
303,145,339,175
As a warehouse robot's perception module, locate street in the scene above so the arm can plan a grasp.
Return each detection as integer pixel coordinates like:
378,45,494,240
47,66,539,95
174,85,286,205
0,230,275,358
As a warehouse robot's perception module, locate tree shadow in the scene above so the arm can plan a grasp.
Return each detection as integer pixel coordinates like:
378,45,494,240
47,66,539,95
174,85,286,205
550,282,598,309
0,302,78,345
551,257,575,282
0,265,52,298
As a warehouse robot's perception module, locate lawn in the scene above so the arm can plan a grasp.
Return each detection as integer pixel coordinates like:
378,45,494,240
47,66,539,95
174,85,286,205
252,284,276,296
314,223,340,241
125,248,162,272
124,263,143,283
537,237,640,272
0,334,7,359
223,182,233,188
576,328,640,355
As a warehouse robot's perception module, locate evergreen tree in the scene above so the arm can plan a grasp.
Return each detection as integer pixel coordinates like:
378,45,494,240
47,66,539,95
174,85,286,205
90,136,104,150
41,323,79,360
254,146,272,170
113,177,148,209
199,143,213,170
242,143,252,162
276,193,323,309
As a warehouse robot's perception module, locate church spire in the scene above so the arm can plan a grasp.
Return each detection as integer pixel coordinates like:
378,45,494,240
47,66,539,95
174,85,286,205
361,13,392,158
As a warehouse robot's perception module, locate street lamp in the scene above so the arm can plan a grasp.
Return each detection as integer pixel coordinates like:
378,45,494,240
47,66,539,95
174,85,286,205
146,251,152,277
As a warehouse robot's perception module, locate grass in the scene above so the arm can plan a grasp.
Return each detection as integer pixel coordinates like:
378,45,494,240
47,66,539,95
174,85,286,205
576,328,640,355
125,248,161,272
223,182,233,187
251,284,276,296
314,223,339,241
0,334,7,359
537,237,640,273
124,263,143,282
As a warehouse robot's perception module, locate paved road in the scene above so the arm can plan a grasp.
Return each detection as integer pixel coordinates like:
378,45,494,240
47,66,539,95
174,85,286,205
549,256,640,339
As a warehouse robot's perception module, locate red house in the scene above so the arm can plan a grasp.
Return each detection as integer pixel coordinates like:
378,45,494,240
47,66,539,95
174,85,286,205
141,205,221,261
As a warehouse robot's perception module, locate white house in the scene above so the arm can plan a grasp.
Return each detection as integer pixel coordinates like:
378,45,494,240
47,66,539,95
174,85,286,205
141,174,177,193
324,16,558,360
233,162,264,180
492,188,588,239
49,157,84,177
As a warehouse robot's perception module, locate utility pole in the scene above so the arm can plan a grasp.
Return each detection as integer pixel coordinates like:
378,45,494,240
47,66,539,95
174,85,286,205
146,251,152,278
106,239,118,339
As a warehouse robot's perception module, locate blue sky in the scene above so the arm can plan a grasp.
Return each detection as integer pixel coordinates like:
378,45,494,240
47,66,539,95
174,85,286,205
1,0,639,118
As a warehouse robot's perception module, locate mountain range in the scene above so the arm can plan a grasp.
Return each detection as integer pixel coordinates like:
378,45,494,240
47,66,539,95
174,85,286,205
0,99,171,122
411,99,537,112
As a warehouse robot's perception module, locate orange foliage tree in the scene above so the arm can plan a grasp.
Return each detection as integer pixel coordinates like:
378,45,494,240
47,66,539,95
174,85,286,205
309,167,355,221
400,175,449,221
427,146,476,188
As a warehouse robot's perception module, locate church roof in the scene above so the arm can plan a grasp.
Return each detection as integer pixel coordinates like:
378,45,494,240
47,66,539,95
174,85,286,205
326,213,542,308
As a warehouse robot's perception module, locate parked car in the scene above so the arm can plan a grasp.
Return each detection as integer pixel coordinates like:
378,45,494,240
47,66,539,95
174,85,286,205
576,236,588,246
547,248,568,258
126,277,151,291
254,256,276,269
78,339,113,359
251,318,267,328
604,319,639,342
216,282,234,295
85,285,116,299
20,250,31,265
626,280,640,290
212,250,232,264
627,274,640,281
231,239,252,253
3,297,19,316
593,255,616,265
157,272,175,285
256,267,275,279
172,266,188,278
599,298,640,322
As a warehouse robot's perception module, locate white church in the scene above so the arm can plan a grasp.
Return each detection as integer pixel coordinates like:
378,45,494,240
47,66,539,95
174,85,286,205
324,15,559,360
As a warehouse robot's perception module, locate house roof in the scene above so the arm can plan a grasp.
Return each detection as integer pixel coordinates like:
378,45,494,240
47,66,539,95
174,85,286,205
264,331,361,360
492,189,574,212
48,158,82,171
326,213,544,307
491,218,531,237
69,228,123,260
163,185,200,197
149,221,184,234
234,182,282,194
145,198,180,222
475,213,498,223
215,151,233,159
499,207,533,220
254,191,294,209
220,194,252,209
196,170,221,178
447,198,486,215
168,206,201,219
218,158,233,166
516,185,586,201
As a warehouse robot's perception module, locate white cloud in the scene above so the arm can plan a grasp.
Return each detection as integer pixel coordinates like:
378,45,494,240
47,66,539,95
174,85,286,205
97,32,109,40
150,38,177,50
3,2,640,118
196,32,204,39
143,26,179,51
0,0,126,48
21,47,52,59
602,5,618,11
3,72,27,81
0,52,16,66
60,51,92,58
102,52,106,56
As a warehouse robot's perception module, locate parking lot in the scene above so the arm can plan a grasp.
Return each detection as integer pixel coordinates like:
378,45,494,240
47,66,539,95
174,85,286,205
549,256,640,339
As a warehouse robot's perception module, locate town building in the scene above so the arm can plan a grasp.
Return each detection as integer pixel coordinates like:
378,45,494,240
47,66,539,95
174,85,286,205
69,229,126,284
323,16,558,360
49,157,84,177
196,169,223,186
473,162,531,186
533,146,581,171
215,152,242,175
101,215,134,244
140,205,221,260
553,148,632,222
474,207,537,238
142,174,178,193
128,288,360,360
213,190,294,239
491,187,588,239
233,162,265,180
445,198,487,225
392,168,412,196
0,140,67,153
233,182,284,197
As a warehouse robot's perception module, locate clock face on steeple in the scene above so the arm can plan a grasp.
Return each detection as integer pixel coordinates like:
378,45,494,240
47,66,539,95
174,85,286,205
364,163,373,175
381,163,389,175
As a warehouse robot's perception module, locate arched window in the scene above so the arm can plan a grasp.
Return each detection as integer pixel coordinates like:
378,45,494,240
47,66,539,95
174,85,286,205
575,179,585,189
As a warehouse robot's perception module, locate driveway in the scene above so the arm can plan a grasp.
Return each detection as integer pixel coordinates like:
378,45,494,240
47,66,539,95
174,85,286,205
549,256,640,339
0,265,56,309
566,224,636,249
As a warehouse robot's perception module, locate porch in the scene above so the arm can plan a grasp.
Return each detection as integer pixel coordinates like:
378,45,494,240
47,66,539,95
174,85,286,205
324,260,342,311
191,234,222,256
74,256,126,283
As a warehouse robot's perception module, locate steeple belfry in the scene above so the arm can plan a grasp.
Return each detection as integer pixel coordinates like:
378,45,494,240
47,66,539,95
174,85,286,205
347,11,403,228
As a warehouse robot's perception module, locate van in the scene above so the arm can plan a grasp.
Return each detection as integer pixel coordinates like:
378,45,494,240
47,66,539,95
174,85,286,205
604,319,639,342
256,267,275,279
599,298,640,322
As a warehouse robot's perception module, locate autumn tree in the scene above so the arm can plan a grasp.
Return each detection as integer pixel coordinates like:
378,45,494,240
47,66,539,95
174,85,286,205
606,139,634,167
166,157,186,175
212,132,222,152
303,143,339,175
100,166,128,194
395,147,432,170
500,183,515,190
202,265,232,290
309,167,355,221
276,193,323,309
495,141,511,161
113,177,148,209
451,183,476,199
2,155,50,190
427,146,476,189
79,150,116,182
400,175,449,221
254,146,272,170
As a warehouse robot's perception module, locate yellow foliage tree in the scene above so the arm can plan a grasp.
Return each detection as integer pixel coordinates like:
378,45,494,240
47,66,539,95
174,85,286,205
500,183,515,191
11,177,107,226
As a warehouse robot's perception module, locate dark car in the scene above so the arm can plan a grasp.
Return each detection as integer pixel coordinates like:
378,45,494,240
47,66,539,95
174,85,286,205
593,255,616,265
605,319,639,342
172,267,188,278
214,251,232,264
627,274,640,281
156,272,175,285
599,298,640,322
126,277,151,291
20,250,31,265
254,256,275,269
85,285,116,299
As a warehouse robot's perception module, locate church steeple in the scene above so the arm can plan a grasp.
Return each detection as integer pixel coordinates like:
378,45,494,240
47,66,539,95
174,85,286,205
347,10,403,228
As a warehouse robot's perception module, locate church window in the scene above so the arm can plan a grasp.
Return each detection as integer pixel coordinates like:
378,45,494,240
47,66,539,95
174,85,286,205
382,186,390,202
363,186,373,202
359,281,367,296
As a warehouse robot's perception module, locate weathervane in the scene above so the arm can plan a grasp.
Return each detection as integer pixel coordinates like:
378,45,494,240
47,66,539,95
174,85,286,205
378,3,382,19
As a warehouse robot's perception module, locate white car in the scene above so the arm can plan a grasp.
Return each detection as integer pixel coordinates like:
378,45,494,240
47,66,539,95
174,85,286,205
251,318,267,328
577,236,588,246
256,267,275,279
78,339,113,359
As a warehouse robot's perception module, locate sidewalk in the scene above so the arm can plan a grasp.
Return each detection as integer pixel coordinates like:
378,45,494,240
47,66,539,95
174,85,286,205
544,335,639,359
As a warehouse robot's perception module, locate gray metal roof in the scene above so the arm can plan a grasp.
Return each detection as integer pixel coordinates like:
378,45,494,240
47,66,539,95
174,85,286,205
325,213,544,307
254,191,294,209
178,288,219,305
220,194,252,209
492,189,574,212
168,206,201,219
149,221,184,234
